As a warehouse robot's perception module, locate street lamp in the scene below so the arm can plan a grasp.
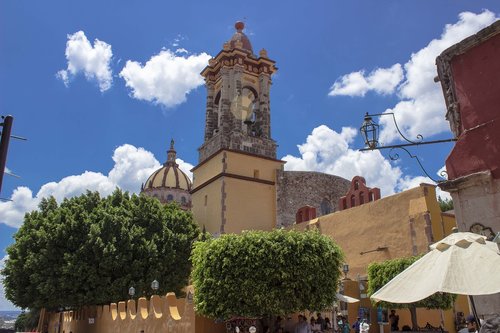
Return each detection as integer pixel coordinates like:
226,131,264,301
128,286,135,298
151,280,159,293
359,112,457,182
342,263,349,279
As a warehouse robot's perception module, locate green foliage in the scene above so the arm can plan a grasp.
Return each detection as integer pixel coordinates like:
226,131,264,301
2,189,199,310
438,197,454,212
14,309,40,332
367,256,455,310
191,229,344,320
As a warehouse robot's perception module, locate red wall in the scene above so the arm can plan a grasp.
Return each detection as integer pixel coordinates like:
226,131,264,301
446,32,500,180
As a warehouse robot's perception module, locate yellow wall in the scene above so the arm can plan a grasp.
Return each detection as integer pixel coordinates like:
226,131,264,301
42,290,215,333
192,149,284,235
290,184,461,333
191,178,223,234
224,177,276,233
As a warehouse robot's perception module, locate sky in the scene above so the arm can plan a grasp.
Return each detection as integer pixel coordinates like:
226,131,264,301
0,0,499,310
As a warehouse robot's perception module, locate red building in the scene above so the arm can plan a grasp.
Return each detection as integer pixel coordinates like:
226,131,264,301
436,20,500,319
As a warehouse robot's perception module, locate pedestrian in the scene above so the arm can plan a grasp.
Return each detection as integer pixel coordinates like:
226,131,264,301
317,313,326,331
389,310,399,331
295,315,312,333
352,317,361,333
459,315,478,333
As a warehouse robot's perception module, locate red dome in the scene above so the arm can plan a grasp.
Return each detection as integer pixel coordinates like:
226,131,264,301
229,21,253,54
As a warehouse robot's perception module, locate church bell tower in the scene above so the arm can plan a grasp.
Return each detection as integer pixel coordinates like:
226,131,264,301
191,22,285,235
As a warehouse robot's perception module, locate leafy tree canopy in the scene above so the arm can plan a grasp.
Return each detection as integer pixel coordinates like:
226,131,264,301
438,197,454,212
191,229,344,320
367,256,455,310
2,189,199,310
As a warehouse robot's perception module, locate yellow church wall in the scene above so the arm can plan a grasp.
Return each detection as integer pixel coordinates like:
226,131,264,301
291,184,435,278
289,184,460,333
191,178,223,234
223,177,277,233
224,150,284,182
192,151,225,187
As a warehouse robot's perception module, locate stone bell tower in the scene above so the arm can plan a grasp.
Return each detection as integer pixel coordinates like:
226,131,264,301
191,22,285,235
198,21,278,162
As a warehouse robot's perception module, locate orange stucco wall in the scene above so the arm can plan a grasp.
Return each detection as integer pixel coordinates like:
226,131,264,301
289,184,460,333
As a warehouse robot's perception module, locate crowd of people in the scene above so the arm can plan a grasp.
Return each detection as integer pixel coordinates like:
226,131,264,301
264,313,369,333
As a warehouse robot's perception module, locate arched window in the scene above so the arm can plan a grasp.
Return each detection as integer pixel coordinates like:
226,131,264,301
369,192,374,202
320,199,331,215
354,180,359,190
181,196,186,204
350,195,356,207
167,194,174,202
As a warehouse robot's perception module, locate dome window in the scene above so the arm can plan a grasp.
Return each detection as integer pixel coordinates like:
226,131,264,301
167,194,174,202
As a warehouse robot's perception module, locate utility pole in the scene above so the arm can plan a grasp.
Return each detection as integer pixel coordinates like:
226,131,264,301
0,115,13,194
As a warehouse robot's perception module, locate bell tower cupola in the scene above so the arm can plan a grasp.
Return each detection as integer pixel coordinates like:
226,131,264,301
199,21,278,163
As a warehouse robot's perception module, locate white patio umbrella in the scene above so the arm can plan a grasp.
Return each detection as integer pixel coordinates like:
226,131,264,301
336,293,359,303
371,232,500,304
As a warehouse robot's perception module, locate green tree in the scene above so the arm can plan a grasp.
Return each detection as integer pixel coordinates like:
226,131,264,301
438,197,454,212
191,229,344,320
2,189,199,309
367,256,455,330
14,309,40,332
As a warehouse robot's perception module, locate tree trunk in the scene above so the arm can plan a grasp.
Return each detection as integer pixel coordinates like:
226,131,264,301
409,306,418,331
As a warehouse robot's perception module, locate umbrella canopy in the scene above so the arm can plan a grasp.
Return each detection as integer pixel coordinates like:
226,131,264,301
371,232,500,303
336,293,359,303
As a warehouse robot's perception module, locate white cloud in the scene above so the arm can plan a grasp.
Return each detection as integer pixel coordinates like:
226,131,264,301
282,125,453,201
329,11,498,144
119,49,211,108
56,31,113,92
380,10,498,144
328,64,403,97
0,144,180,229
282,125,403,196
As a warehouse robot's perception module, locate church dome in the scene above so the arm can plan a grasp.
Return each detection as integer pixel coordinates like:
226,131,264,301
229,21,253,54
141,140,192,209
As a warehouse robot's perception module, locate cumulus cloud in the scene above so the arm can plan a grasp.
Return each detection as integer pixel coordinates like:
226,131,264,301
282,125,403,196
282,125,451,199
328,64,404,97
0,144,186,228
328,11,498,144
119,49,211,108
380,10,497,144
56,31,113,92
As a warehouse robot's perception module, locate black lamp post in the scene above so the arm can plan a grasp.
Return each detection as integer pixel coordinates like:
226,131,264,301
360,114,379,150
128,286,135,299
151,280,159,294
359,112,457,182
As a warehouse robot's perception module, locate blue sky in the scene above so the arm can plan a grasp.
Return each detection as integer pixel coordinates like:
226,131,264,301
0,1,499,310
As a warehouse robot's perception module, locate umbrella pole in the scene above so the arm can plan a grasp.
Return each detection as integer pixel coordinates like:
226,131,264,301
468,295,481,329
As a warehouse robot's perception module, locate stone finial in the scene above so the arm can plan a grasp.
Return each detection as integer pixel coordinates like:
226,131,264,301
235,21,244,32
259,48,268,58
223,42,231,51
166,139,177,165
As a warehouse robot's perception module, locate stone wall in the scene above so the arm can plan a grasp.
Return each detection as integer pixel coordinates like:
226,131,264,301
276,170,350,227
